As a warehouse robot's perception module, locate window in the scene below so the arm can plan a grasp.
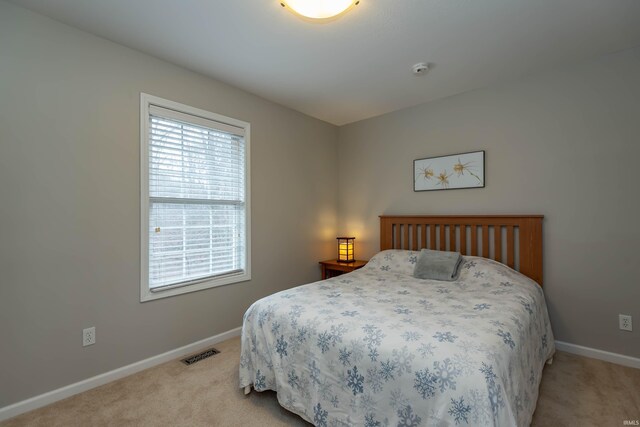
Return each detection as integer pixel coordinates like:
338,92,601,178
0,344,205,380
140,93,250,301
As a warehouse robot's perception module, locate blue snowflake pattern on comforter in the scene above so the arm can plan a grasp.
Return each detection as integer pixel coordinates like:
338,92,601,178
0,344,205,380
239,250,554,426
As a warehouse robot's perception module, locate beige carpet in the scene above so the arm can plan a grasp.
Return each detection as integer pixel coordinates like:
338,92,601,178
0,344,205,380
2,337,639,426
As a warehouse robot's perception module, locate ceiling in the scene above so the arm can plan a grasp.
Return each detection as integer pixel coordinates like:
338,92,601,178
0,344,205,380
8,0,640,125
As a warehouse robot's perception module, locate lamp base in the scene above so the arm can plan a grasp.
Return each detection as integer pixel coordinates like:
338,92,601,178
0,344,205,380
336,259,356,264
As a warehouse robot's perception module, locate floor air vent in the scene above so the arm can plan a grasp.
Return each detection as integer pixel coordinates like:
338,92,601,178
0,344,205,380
181,348,220,365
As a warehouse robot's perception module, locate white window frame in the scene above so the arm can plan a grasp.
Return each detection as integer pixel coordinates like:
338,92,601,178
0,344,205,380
140,93,251,302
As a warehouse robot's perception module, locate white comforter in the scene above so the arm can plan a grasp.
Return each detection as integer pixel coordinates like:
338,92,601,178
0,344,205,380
239,250,554,426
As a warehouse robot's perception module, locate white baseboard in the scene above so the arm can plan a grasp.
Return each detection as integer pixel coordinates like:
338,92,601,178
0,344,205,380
555,340,640,369
0,326,242,422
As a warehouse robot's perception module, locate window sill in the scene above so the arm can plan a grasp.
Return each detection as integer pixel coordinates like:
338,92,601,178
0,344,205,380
140,271,251,302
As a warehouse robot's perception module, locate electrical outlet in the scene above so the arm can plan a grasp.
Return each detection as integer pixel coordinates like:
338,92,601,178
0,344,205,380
83,327,96,346
619,314,632,332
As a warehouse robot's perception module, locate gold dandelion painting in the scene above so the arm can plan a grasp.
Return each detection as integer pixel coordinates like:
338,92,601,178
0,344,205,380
453,158,483,184
416,164,434,181
414,151,485,191
436,170,451,188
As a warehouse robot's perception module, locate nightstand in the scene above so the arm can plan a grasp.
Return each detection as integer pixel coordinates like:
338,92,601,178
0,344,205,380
319,259,368,280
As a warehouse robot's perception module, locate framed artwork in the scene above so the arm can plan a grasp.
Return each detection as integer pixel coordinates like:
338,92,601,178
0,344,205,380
414,150,485,191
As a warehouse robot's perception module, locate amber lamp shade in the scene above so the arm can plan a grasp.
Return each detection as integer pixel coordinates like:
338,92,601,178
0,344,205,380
336,237,355,263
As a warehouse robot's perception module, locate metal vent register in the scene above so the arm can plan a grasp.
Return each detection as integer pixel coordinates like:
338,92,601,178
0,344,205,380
181,348,220,365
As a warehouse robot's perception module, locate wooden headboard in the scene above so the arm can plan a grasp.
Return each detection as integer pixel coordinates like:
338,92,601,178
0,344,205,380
380,215,543,285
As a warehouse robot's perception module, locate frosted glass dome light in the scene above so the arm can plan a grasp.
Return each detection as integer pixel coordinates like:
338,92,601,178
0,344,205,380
281,0,360,20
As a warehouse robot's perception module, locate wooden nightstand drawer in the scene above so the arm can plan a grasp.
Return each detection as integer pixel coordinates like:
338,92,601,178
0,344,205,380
319,259,367,280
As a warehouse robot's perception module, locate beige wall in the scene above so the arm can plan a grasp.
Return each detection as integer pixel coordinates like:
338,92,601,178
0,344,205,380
338,47,640,359
2,0,640,411
0,1,338,407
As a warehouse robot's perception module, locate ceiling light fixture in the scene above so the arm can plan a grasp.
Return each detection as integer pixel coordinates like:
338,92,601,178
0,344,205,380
280,0,360,20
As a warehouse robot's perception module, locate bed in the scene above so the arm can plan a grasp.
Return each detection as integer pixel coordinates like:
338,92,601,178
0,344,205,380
239,215,554,426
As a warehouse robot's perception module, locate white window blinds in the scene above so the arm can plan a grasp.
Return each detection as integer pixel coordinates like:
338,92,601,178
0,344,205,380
146,104,247,290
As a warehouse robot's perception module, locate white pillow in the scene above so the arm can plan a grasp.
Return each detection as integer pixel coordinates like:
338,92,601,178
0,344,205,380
363,249,421,276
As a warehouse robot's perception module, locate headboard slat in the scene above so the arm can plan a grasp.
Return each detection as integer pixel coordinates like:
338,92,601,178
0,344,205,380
429,225,436,250
506,226,515,268
449,225,456,252
482,225,490,258
460,225,467,254
404,224,410,252
379,215,544,285
470,226,478,256
494,226,502,263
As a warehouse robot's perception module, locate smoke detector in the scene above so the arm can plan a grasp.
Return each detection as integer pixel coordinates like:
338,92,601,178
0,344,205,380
412,63,429,75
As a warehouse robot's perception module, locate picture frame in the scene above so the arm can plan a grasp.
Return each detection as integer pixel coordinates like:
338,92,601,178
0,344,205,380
414,150,485,192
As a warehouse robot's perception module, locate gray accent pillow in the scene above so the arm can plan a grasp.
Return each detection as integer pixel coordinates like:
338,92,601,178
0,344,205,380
413,249,463,281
